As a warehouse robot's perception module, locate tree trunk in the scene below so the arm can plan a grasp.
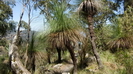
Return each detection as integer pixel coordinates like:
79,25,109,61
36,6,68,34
56,47,62,63
25,3,36,73
66,41,77,74
27,3,31,43
68,49,77,74
27,52,35,73
87,16,104,69
9,41,31,74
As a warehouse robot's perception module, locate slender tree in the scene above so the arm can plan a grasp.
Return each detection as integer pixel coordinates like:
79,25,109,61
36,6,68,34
18,0,40,72
78,0,104,69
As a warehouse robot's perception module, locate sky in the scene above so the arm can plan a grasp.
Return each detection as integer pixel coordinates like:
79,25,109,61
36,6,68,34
11,0,124,31
12,0,77,31
14,0,123,32
12,1,44,31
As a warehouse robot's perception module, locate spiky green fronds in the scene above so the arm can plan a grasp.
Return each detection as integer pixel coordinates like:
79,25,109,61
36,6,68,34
48,1,82,33
42,1,86,49
107,7,133,52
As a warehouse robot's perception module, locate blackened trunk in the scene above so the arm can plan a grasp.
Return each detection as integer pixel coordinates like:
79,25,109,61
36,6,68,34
87,16,104,69
68,48,77,74
56,48,62,63
66,41,77,74
27,52,35,74
28,3,31,43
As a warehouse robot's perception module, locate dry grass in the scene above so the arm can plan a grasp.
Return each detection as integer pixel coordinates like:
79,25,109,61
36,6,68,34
107,35,133,52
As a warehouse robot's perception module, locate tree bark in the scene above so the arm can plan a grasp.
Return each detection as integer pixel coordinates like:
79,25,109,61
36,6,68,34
9,40,31,74
56,47,62,63
87,16,104,69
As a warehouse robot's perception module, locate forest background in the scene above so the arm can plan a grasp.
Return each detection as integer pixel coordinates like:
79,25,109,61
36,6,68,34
0,0,133,74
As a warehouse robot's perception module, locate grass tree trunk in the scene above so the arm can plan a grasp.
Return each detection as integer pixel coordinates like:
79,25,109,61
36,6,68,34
68,48,77,74
66,43,77,74
87,16,104,69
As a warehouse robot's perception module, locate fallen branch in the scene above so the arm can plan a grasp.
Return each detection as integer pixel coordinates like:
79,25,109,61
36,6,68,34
9,36,31,74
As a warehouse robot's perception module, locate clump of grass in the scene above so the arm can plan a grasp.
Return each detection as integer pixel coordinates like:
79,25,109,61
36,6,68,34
100,50,116,62
97,51,119,74
115,50,133,74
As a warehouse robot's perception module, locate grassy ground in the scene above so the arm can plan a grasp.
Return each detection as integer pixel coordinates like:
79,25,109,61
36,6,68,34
0,44,133,74
33,49,133,74
77,50,133,74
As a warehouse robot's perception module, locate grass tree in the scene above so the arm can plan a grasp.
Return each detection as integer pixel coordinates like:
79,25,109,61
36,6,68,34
39,1,85,74
107,7,133,52
78,0,104,69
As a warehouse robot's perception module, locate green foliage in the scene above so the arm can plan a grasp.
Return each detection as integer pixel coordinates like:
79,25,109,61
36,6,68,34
49,2,81,33
21,20,29,30
28,32,36,52
0,38,7,46
7,20,17,32
0,1,12,20
0,56,12,74
0,60,9,74
95,24,112,50
0,0,13,36
115,50,133,74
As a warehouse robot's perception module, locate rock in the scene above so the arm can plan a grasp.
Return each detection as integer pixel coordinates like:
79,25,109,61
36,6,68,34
53,63,74,74
88,56,96,63
62,72,70,74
